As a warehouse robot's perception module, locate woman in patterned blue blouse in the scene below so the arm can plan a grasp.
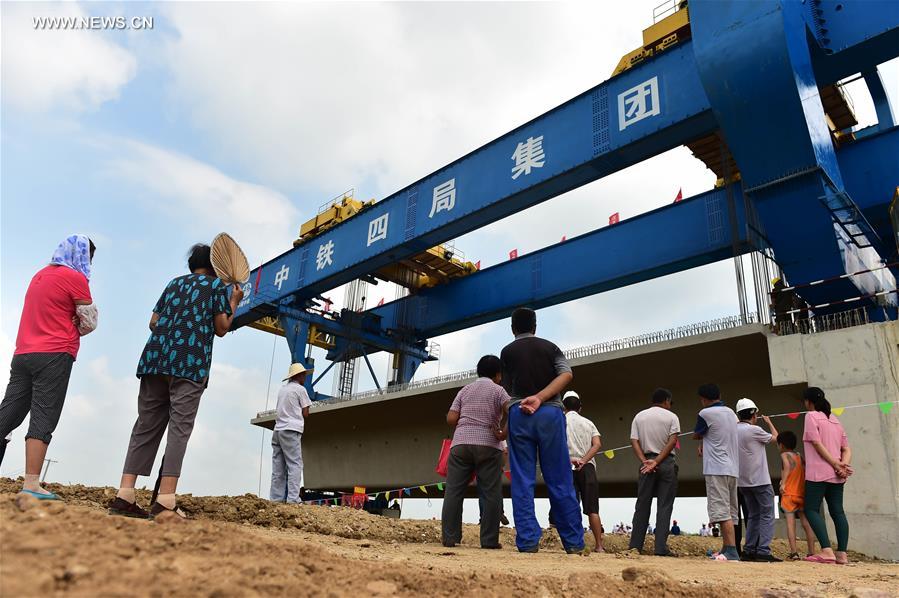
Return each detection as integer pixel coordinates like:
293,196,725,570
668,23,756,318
109,243,244,519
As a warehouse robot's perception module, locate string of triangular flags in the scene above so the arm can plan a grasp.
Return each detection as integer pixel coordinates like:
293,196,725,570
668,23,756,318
303,400,896,505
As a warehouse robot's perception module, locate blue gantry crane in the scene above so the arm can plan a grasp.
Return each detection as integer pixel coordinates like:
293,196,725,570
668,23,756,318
231,0,899,399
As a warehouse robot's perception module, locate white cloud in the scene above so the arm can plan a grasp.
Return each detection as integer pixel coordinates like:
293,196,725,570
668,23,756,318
105,139,300,261
1,3,136,112
156,2,649,195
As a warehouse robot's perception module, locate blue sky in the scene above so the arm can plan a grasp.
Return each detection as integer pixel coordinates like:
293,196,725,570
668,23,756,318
2,1,897,530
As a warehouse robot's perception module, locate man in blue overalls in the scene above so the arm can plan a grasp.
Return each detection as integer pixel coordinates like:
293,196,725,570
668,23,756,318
501,307,584,553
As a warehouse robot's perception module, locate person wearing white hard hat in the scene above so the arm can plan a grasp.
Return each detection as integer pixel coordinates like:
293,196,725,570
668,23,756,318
735,397,780,562
270,362,314,503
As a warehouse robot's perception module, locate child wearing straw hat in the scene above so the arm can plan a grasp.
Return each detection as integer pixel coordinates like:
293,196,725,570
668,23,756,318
271,363,314,503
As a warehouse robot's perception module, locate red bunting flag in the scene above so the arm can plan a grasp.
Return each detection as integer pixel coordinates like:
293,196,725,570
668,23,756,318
253,265,263,294
787,412,801,420
561,235,567,242
509,249,518,260
674,188,683,203
609,212,620,225
322,299,332,312
475,260,481,270
377,297,385,307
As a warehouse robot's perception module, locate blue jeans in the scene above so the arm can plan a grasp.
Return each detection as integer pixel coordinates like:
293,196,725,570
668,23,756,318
508,405,584,551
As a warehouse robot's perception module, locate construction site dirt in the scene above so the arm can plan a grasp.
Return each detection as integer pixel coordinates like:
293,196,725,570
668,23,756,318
1,479,896,597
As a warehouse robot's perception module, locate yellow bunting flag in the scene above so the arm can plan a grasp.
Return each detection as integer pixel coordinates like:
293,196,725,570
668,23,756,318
604,450,615,459
419,485,427,494
832,407,845,416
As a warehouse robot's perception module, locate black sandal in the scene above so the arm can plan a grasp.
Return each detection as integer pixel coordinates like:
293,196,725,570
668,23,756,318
149,502,188,519
108,497,150,519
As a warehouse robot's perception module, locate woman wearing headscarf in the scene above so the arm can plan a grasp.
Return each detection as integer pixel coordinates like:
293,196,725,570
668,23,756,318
0,234,98,499
801,387,853,564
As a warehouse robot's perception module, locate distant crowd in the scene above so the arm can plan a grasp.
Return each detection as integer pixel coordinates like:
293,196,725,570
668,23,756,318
1,236,853,565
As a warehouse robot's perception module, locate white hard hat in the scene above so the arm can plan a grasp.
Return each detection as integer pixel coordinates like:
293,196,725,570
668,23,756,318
563,391,580,400
736,398,758,413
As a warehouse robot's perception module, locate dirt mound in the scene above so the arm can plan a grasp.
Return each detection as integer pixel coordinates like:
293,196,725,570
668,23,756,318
0,478,878,563
0,491,737,598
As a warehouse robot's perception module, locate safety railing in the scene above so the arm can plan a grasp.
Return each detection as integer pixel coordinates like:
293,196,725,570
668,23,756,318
772,306,869,337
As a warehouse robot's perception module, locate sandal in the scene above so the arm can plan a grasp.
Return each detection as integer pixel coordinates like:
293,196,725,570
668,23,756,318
788,552,801,561
804,554,836,564
20,489,60,501
108,497,150,519
150,502,188,519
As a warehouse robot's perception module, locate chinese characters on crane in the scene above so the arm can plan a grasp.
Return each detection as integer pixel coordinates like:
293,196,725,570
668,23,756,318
618,76,660,130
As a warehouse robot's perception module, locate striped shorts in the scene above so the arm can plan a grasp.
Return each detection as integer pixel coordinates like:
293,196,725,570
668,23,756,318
0,352,74,444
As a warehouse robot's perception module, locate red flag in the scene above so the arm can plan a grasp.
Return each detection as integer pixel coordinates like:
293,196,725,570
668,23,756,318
561,235,567,242
376,297,385,307
253,265,262,295
674,188,683,203
475,260,481,270
322,299,332,312
609,212,620,225
509,249,518,260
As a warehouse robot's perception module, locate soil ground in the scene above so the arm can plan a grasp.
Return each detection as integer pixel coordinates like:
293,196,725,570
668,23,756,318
1,479,896,597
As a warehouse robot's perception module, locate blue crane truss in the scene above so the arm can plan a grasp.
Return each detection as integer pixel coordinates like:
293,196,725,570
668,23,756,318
232,0,899,395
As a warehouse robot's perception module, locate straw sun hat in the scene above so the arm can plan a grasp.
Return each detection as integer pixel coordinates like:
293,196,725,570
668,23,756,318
283,363,314,381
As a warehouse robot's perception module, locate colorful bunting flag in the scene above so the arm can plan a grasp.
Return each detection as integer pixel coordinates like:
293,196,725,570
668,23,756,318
403,488,411,496
376,297,385,307
673,188,683,203
323,299,332,312
509,249,518,260
787,412,800,419
609,212,620,225
419,485,427,494
437,482,444,491
675,439,681,450
475,260,481,270
832,407,845,416
561,235,567,242
604,450,615,459
879,401,895,414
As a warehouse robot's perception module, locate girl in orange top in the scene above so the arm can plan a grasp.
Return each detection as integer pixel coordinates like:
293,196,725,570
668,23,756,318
777,430,817,559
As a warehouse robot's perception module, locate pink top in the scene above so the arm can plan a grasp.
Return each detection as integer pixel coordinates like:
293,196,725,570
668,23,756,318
803,410,849,483
15,265,92,359
449,378,510,450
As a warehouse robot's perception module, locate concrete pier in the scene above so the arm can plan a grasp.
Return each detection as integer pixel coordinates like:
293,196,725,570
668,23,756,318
768,320,899,560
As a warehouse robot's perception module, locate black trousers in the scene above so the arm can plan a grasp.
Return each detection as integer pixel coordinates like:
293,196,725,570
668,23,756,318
629,455,678,555
441,444,504,547
0,352,74,447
